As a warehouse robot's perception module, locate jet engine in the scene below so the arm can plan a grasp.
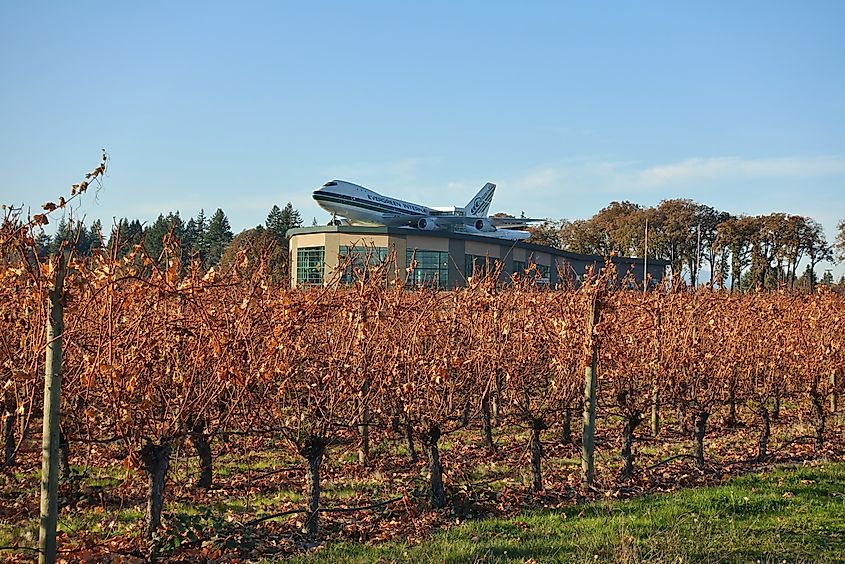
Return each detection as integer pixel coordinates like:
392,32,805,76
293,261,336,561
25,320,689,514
416,217,440,230
473,218,497,232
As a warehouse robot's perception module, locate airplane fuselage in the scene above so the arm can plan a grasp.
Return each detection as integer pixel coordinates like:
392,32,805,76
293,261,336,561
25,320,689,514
313,180,433,226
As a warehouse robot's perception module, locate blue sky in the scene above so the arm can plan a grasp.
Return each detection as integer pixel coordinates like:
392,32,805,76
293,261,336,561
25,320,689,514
2,2,843,276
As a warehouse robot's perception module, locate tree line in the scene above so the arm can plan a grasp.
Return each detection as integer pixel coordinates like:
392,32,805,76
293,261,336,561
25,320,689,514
528,199,845,292
35,202,304,281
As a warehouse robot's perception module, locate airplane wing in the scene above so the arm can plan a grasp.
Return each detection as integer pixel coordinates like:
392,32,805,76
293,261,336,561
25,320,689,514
420,216,478,225
404,215,542,228
420,215,545,227
488,217,542,229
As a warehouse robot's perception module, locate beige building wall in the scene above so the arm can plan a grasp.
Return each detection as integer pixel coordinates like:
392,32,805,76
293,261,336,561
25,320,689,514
406,235,449,252
323,238,341,282
464,240,502,258
291,233,328,248
390,237,408,274
336,234,392,250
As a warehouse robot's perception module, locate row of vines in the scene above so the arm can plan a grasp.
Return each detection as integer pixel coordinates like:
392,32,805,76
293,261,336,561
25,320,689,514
2,199,844,556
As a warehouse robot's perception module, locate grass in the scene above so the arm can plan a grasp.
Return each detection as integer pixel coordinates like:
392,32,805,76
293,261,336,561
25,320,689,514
292,462,845,563
58,507,145,538
210,447,298,478
0,462,142,549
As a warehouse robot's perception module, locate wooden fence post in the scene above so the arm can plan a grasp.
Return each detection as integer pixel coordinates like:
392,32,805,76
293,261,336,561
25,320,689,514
357,307,370,465
581,293,600,487
651,306,662,437
39,251,67,564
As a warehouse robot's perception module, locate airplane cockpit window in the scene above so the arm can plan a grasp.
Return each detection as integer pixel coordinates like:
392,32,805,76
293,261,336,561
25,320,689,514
322,181,338,187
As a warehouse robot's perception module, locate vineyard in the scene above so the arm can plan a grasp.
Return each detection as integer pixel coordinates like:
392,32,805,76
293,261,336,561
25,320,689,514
2,185,845,561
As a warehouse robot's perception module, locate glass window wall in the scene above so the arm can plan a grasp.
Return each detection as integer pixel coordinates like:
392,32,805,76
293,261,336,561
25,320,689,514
465,254,501,281
339,245,389,284
296,246,325,287
406,249,449,288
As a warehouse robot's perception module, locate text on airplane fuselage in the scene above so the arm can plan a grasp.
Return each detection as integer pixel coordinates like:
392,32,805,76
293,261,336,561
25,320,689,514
366,194,428,215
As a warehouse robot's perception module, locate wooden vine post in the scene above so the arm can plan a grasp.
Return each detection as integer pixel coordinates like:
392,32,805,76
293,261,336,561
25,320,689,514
357,306,370,465
38,250,67,564
581,290,601,488
651,305,662,437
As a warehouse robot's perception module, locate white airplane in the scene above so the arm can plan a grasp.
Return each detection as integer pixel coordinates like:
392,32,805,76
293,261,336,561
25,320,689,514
312,180,537,241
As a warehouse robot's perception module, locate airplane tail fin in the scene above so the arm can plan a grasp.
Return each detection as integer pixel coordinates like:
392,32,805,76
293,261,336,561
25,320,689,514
466,183,496,217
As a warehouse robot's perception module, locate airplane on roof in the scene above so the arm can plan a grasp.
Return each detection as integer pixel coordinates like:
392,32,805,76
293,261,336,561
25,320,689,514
312,180,538,241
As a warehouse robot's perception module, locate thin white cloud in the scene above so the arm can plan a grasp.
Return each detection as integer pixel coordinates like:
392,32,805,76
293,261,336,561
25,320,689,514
518,167,559,189
499,155,845,202
638,155,845,187
444,180,469,194
500,159,629,201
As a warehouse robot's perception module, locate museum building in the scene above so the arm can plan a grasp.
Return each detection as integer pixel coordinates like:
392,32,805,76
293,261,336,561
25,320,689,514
286,226,667,289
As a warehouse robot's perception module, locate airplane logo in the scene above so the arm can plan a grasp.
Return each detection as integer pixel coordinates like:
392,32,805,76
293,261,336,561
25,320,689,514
469,184,495,216
312,180,538,241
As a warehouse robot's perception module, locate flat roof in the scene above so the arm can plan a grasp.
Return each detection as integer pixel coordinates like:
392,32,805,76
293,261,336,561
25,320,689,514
287,225,669,266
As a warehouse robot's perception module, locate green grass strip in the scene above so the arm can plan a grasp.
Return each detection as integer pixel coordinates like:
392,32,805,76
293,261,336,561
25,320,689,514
296,462,845,563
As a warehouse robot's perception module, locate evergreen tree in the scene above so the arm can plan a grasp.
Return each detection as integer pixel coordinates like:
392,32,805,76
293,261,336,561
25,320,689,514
266,202,302,241
144,214,169,262
204,208,233,267
257,202,303,278
49,218,70,255
34,231,52,260
821,270,835,286
195,209,207,232
51,218,95,256
193,209,209,260
279,202,303,233
107,218,144,258
266,205,285,240
77,224,94,256
144,212,185,264
183,218,199,259
796,264,817,291
89,220,104,251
